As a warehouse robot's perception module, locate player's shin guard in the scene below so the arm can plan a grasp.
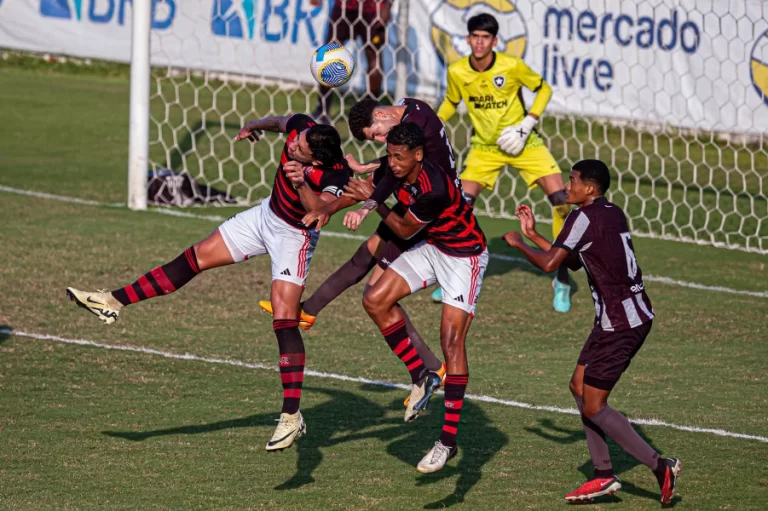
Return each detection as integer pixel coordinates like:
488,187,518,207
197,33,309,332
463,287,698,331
439,374,469,447
380,319,425,383
111,247,200,306
302,243,376,316
274,319,305,414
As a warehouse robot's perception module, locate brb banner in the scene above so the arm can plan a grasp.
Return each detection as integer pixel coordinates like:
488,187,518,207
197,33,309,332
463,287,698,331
0,0,765,135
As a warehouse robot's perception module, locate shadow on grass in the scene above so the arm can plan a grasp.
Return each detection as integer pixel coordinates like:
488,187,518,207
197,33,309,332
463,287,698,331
102,383,507,507
524,417,682,507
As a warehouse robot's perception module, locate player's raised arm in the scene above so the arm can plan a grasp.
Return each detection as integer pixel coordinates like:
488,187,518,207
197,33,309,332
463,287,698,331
234,115,292,141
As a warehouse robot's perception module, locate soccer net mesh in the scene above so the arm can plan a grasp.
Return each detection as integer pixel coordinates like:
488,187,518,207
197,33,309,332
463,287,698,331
146,0,767,253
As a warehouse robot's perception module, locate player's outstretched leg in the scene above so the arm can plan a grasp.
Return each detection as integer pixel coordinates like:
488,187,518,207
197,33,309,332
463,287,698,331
67,229,233,324
258,237,379,330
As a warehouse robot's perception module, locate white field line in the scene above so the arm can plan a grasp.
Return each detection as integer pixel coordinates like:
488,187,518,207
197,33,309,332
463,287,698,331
3,185,766,299
3,328,766,444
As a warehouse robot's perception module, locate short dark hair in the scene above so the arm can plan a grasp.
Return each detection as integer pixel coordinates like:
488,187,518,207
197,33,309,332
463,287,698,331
386,122,425,149
348,98,380,141
306,124,342,164
468,13,499,37
572,159,611,194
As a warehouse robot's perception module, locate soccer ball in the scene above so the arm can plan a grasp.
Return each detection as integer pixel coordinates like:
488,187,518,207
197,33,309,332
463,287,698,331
310,43,355,87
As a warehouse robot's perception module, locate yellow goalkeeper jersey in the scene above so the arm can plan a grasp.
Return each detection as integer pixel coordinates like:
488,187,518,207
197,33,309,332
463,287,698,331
438,52,549,148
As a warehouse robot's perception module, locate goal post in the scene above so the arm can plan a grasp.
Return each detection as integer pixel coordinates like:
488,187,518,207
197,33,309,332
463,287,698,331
127,0,152,211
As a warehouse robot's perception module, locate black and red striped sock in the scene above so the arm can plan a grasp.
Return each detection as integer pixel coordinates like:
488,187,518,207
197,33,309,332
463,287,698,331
274,319,305,414
439,374,469,447
111,247,200,306
380,319,425,384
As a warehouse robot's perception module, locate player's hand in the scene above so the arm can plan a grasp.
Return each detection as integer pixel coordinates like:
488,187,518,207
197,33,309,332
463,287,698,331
502,231,524,249
344,154,379,175
309,0,322,6
284,161,307,188
343,210,364,232
234,123,263,142
302,208,330,232
515,204,536,237
343,175,374,201
497,115,538,156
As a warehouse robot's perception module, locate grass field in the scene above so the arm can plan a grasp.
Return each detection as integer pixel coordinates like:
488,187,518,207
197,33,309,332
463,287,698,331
1,61,768,510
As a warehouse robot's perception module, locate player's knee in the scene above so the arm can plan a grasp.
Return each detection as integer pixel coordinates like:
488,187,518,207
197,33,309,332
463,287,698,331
569,378,582,397
362,288,383,317
581,399,606,419
547,189,567,206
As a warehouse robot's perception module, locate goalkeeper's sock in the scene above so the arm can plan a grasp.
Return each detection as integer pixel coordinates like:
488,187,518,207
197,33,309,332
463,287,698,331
549,190,571,284
111,247,200,306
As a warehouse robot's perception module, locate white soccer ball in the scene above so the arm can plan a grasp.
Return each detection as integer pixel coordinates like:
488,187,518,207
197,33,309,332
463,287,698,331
310,43,355,88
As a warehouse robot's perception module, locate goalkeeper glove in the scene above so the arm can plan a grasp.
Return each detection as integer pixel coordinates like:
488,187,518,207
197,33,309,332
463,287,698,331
497,114,538,156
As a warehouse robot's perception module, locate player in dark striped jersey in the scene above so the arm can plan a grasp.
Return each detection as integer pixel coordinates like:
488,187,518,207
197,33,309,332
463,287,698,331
258,97,456,405
502,159,681,504
343,122,488,474
67,114,351,453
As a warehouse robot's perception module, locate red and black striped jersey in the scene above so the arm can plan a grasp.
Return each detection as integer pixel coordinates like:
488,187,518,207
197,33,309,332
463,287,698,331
371,98,458,204
269,114,352,229
396,159,486,257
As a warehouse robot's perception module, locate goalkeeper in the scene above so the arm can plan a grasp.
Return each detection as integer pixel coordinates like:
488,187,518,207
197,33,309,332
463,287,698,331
436,13,572,313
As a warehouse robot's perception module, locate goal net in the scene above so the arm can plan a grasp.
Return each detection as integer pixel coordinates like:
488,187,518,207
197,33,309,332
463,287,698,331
143,0,767,253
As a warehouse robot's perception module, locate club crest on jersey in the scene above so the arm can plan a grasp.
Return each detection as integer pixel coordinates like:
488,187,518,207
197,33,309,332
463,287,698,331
493,75,506,89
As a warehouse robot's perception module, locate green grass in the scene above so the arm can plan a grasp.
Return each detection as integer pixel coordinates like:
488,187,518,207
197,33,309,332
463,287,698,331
2,63,768,510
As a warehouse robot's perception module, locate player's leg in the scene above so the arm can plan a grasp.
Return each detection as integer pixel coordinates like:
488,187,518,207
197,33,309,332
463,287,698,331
564,358,620,502
579,322,681,504
365,239,444,375
267,278,308,451
513,145,572,312
66,206,258,324
259,233,383,329
418,247,488,473
364,246,442,422
264,209,320,451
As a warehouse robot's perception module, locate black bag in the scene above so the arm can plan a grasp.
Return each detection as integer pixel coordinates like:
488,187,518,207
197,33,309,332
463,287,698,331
147,169,238,206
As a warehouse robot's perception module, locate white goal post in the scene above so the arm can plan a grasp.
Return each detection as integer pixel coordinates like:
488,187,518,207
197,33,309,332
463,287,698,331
128,0,767,254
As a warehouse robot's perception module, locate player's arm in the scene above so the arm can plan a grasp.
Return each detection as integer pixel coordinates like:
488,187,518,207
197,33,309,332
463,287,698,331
502,233,568,273
302,194,358,231
373,204,425,239
234,115,291,141
437,66,461,122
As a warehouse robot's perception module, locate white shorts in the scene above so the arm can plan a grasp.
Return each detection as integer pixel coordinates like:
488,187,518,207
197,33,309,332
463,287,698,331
390,241,489,314
218,201,319,287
